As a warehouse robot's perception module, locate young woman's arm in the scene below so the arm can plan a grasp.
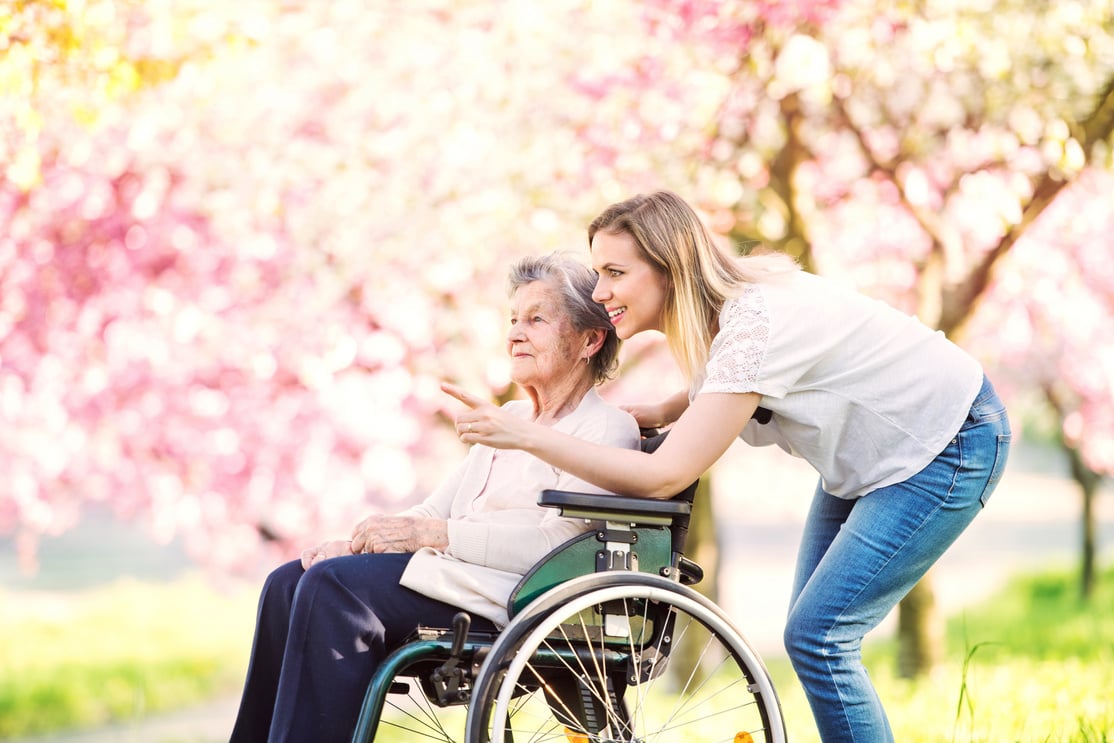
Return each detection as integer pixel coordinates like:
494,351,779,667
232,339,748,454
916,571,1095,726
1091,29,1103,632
443,383,760,499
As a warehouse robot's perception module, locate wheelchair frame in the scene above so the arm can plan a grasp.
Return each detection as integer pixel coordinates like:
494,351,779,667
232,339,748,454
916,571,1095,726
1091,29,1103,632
350,436,786,743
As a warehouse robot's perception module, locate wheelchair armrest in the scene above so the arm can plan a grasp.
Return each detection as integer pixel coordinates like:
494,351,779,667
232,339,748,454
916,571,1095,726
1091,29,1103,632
539,489,690,527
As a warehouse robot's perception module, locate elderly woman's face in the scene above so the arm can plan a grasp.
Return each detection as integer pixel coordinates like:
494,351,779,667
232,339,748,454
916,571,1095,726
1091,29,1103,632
506,280,587,389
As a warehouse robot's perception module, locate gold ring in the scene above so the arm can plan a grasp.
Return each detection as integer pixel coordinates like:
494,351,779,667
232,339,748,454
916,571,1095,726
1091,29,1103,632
466,423,473,433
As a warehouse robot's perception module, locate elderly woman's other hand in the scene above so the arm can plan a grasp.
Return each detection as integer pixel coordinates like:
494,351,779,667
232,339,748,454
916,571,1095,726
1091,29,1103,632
350,515,449,555
300,539,354,570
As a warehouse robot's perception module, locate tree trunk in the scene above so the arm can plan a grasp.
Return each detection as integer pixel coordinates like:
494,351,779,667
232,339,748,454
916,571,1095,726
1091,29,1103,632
896,569,944,678
1064,442,1101,601
1046,386,1103,602
687,476,720,604
669,475,720,688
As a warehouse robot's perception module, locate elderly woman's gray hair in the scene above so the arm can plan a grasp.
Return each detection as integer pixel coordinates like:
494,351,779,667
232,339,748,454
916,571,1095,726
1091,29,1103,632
507,253,620,384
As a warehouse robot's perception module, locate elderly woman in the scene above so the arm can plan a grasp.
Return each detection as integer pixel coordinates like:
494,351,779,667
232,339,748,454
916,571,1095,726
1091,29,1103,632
229,253,640,743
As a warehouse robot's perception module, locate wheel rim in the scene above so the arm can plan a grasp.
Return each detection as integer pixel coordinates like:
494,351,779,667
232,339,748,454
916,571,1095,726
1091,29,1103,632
472,576,784,743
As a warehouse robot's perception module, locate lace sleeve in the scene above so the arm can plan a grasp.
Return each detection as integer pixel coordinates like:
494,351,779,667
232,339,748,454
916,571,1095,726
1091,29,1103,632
701,287,770,394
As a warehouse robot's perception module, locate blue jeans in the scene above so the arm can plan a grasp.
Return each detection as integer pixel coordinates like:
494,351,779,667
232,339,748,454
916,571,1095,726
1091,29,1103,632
784,375,1011,742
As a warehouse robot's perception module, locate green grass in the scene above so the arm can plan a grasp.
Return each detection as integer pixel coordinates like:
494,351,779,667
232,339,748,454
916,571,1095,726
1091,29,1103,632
1,565,1110,742
0,575,256,739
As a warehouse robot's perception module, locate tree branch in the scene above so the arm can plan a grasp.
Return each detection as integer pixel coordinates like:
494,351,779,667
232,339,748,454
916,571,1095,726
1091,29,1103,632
831,95,958,268
941,72,1114,336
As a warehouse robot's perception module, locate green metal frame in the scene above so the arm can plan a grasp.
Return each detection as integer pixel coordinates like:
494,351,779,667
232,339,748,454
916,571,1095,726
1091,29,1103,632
508,526,673,617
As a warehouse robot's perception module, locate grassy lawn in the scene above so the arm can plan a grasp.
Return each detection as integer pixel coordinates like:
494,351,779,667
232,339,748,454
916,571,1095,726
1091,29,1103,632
0,565,1110,741
0,575,256,739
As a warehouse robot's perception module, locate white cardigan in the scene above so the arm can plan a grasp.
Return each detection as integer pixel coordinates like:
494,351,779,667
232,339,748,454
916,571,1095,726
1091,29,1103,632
397,389,640,626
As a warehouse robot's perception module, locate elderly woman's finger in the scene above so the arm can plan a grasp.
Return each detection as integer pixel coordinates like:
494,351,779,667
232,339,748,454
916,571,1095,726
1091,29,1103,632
300,547,316,570
457,418,479,438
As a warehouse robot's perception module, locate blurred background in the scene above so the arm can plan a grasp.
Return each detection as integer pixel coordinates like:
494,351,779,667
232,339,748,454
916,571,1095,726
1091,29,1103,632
2,0,1112,741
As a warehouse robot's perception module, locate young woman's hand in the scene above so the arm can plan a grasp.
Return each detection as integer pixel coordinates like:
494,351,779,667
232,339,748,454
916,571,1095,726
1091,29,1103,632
442,383,534,449
619,402,668,429
620,390,691,429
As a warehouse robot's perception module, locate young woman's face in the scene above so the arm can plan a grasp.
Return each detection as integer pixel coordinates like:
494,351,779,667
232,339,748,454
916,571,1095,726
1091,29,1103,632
506,280,588,390
591,230,670,340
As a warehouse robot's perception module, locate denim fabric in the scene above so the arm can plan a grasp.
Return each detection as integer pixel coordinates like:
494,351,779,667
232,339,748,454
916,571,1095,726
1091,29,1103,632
784,376,1010,742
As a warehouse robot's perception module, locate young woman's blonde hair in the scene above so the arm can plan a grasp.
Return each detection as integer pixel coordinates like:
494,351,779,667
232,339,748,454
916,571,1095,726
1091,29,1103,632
588,191,797,383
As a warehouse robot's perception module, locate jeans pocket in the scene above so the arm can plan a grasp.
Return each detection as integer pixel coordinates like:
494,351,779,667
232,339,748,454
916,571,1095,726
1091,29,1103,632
979,432,1012,507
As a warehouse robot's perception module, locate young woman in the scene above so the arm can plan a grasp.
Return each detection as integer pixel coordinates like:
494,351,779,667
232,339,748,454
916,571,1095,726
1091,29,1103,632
444,191,1011,742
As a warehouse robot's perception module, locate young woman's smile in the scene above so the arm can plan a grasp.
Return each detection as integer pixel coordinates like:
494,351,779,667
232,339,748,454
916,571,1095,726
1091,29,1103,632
590,230,670,340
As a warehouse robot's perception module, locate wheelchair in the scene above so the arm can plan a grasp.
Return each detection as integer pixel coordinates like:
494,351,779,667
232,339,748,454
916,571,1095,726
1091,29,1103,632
350,432,786,742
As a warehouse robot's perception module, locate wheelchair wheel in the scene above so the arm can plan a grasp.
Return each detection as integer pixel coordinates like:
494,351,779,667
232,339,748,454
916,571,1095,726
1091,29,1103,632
465,572,786,743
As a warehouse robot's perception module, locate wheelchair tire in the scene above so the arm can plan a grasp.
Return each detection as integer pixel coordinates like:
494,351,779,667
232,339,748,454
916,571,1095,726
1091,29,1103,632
465,572,786,743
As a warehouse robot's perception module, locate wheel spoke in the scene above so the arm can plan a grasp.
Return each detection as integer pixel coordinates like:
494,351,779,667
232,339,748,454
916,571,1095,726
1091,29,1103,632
468,574,785,743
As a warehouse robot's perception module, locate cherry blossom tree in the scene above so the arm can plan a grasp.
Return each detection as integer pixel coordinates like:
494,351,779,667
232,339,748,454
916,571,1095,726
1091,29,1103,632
642,0,1114,675
3,1,1110,690
0,0,775,573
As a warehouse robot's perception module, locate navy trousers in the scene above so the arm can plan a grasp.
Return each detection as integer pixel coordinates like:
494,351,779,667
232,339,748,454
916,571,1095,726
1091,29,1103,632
229,552,497,743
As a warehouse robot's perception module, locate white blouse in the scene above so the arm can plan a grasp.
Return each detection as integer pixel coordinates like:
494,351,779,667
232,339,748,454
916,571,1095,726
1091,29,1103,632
698,270,983,498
